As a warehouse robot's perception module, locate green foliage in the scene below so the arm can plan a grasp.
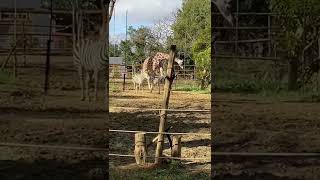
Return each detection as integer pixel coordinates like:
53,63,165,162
216,79,280,93
271,0,320,59
119,40,134,64
172,0,211,89
271,0,320,89
119,26,166,65
172,0,210,53
109,43,121,57
174,80,211,94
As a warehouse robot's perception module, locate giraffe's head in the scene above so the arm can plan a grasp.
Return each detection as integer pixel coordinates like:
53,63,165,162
212,0,233,26
174,58,184,69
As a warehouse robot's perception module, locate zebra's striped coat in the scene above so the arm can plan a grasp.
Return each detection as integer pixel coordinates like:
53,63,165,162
73,38,107,101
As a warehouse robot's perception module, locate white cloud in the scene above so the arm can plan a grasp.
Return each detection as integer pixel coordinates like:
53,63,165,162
110,33,126,43
110,0,182,42
114,0,182,24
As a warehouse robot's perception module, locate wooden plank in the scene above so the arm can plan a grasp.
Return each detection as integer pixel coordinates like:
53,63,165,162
155,45,176,164
0,142,108,152
0,8,103,15
134,133,147,165
0,32,72,37
213,152,320,162
0,23,67,28
216,39,270,44
171,136,182,158
212,26,281,30
212,12,278,16
214,55,280,61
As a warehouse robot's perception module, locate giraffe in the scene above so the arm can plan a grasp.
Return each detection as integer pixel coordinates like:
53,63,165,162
142,52,183,92
152,75,165,94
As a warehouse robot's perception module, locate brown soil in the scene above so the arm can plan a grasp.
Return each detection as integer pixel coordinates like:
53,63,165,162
109,80,211,174
0,56,107,179
213,92,320,180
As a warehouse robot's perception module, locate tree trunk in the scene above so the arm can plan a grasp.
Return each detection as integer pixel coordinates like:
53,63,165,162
288,58,299,90
200,77,208,90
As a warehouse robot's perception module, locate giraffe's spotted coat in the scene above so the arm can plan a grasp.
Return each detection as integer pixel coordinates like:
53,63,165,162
141,52,183,92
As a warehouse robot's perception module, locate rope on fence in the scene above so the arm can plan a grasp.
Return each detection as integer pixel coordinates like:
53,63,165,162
109,153,211,161
2,142,319,158
0,142,108,152
110,106,211,112
213,152,320,157
109,129,211,136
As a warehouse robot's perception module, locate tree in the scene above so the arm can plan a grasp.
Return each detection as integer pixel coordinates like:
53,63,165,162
172,0,210,53
119,39,135,64
172,0,211,89
118,25,166,66
150,13,176,50
271,0,320,90
109,43,121,57
192,23,211,89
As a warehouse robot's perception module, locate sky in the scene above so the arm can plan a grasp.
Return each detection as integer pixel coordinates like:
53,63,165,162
109,0,183,43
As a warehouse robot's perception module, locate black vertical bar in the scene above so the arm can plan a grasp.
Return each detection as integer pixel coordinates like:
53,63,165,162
123,73,126,91
44,0,53,94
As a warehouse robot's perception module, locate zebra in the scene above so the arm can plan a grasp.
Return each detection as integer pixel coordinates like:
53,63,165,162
132,73,145,94
71,1,114,101
73,38,107,101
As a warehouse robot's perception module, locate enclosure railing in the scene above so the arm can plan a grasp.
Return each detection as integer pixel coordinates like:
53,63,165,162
212,9,282,61
109,64,197,80
0,8,103,56
109,106,211,162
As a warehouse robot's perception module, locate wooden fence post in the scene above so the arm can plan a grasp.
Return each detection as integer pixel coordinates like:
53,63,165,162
134,132,147,165
158,79,160,94
171,135,182,158
123,73,126,91
1,44,17,70
13,52,17,77
23,22,27,66
44,0,53,95
155,45,176,164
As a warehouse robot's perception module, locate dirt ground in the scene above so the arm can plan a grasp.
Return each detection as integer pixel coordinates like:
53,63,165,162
0,56,107,179
213,92,320,180
109,79,211,176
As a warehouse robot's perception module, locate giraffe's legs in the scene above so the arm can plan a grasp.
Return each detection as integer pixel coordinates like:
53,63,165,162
160,67,164,77
133,81,135,91
141,82,143,92
94,70,99,101
147,76,151,90
78,67,85,101
133,82,137,94
85,71,90,101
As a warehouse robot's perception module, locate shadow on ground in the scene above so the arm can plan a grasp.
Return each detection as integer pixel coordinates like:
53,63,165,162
0,159,107,180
